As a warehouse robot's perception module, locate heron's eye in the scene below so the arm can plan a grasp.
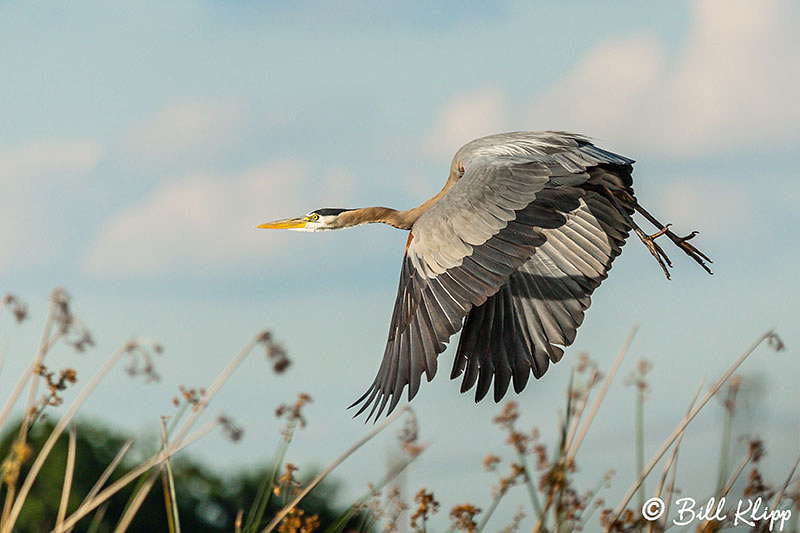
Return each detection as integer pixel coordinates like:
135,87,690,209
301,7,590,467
310,213,320,221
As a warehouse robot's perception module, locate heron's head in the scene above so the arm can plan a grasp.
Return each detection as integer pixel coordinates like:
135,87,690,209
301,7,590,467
257,208,355,232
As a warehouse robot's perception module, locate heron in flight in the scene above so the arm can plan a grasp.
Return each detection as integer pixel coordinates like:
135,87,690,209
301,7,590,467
258,132,711,421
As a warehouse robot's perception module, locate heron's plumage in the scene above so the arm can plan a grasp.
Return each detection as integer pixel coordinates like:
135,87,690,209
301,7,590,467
350,132,636,420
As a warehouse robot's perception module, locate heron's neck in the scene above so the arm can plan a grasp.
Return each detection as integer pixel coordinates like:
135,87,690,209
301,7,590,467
335,207,414,230
337,178,457,230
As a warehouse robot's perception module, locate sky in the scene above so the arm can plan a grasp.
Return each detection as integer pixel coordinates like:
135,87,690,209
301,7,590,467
1,0,799,529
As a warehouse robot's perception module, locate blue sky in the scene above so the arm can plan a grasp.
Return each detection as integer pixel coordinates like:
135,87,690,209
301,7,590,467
2,0,799,528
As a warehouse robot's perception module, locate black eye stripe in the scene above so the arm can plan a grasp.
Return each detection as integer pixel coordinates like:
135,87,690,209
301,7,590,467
314,208,351,216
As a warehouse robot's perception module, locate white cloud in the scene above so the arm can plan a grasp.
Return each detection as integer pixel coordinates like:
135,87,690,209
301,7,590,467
529,35,664,139
0,138,101,270
0,139,100,184
0,212,13,267
121,99,248,165
84,160,340,277
315,166,358,206
424,88,509,159
529,0,800,155
654,179,753,242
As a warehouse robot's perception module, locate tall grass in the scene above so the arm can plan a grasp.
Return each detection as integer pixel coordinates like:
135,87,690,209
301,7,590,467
0,289,794,532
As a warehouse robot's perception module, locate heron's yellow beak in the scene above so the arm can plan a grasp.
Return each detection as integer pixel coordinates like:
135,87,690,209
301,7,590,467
257,217,308,230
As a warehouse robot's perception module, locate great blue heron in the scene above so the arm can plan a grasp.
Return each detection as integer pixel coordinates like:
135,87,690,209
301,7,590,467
258,131,711,421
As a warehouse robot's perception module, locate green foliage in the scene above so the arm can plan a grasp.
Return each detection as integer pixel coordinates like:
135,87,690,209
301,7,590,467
0,419,362,533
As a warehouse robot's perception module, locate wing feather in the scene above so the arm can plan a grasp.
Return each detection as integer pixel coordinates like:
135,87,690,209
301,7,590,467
453,188,631,397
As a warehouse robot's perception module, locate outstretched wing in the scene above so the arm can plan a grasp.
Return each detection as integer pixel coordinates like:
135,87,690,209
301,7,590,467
451,187,631,402
350,132,634,420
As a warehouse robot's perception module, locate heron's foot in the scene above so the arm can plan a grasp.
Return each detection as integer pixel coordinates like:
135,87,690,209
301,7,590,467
648,224,672,240
631,199,714,276
600,185,712,277
665,229,713,275
634,227,673,279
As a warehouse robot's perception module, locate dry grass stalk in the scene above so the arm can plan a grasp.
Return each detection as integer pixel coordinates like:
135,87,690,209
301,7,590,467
2,291,299,533
107,332,269,531
481,463,526,531
327,441,429,532
21,291,59,429
771,452,800,510
235,509,244,533
112,419,187,532
605,330,779,529
85,440,134,503
1,340,134,533
566,326,638,465
718,439,762,499
695,439,764,532
649,379,704,533
170,333,265,448
55,424,77,529
1,289,90,533
528,328,637,533
242,393,312,532
0,342,6,379
262,405,413,533
0,359,39,438
563,356,599,455
714,376,741,495
626,359,652,510
52,419,220,533
485,402,545,529
497,507,525,533
19,291,92,441
160,423,181,533
381,485,409,533
113,467,160,533
0,292,59,438
86,502,109,533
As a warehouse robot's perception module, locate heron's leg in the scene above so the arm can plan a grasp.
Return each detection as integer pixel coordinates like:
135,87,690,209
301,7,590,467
601,186,673,279
648,225,671,240
617,191,713,275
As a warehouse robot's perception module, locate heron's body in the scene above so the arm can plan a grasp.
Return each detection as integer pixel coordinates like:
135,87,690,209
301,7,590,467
259,131,711,421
